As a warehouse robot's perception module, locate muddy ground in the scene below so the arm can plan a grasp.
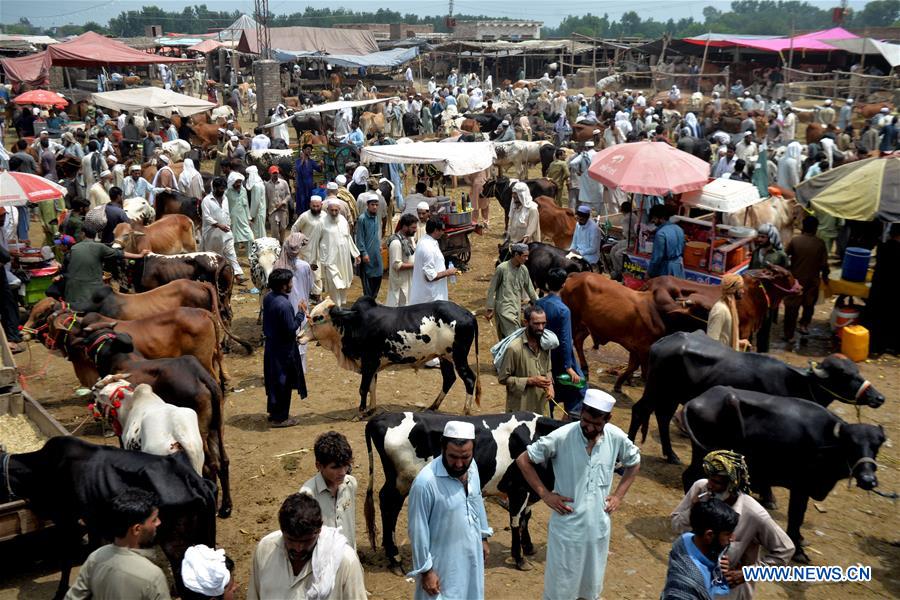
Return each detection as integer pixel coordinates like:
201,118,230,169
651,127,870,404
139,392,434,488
1,122,898,600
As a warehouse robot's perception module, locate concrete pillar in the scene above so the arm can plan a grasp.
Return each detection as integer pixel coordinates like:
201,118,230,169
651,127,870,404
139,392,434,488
253,60,281,129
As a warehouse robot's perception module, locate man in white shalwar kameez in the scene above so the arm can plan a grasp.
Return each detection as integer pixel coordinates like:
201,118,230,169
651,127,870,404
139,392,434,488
516,389,641,599
570,142,603,214
200,177,244,277
407,421,492,600
307,199,359,307
409,217,456,305
291,195,325,297
244,166,267,239
178,158,204,200
269,104,290,146
334,107,352,138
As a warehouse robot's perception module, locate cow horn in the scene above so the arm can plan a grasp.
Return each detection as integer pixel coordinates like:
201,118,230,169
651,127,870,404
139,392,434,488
832,422,842,440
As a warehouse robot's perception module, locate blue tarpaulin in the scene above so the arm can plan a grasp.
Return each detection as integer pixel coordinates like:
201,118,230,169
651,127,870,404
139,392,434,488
274,46,418,68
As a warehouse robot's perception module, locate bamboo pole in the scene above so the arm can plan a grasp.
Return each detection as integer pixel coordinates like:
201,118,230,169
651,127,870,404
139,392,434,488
786,23,796,88
698,32,712,94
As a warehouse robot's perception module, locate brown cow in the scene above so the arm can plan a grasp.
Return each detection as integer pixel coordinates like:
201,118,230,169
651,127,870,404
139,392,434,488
460,119,481,133
46,307,226,387
113,214,197,255
188,122,223,149
571,123,602,142
562,272,666,391
641,265,802,340
359,111,385,136
535,195,576,249
857,102,892,119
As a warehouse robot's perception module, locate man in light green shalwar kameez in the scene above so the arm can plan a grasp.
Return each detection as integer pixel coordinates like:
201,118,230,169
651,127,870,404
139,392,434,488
226,171,254,264
516,389,641,594
486,243,538,340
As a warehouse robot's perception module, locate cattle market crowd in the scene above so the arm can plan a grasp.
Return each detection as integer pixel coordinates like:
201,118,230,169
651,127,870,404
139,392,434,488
0,48,897,600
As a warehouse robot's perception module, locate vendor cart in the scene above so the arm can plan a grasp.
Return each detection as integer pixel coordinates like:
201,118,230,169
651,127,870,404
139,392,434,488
623,178,766,289
440,223,478,269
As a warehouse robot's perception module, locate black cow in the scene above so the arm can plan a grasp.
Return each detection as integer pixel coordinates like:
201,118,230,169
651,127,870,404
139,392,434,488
482,176,558,231
299,297,480,416
496,241,589,293
675,136,712,161
0,436,217,599
291,112,334,139
682,386,886,562
465,112,505,136
364,411,560,573
629,331,885,464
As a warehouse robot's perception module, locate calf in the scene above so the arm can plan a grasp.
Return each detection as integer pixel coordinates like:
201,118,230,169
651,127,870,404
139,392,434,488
93,376,205,475
365,411,560,573
497,241,588,293
629,331,886,464
683,386,886,562
561,272,667,391
535,195,576,249
299,297,481,415
0,436,216,599
113,214,197,255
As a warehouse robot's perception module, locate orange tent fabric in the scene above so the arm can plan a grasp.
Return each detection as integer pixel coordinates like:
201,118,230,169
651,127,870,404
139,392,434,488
187,39,224,54
2,31,192,87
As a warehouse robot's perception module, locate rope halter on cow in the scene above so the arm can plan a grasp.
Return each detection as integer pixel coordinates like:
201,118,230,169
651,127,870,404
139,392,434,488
86,332,118,364
90,383,131,437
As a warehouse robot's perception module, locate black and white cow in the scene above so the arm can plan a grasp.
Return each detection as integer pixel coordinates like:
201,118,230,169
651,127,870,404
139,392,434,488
364,411,561,573
249,237,283,325
299,296,481,415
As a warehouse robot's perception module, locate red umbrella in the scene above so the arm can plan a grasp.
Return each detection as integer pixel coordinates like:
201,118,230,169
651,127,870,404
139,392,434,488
0,171,68,206
588,141,710,195
12,89,69,108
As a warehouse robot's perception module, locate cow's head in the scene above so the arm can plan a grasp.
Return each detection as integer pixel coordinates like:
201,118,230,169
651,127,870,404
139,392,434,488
835,422,886,491
112,223,148,253
123,197,155,225
91,374,135,427
21,297,61,340
746,265,802,300
299,298,361,371
808,355,885,408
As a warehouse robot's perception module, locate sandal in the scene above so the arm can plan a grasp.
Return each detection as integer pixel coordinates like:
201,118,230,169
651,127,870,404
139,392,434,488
270,417,300,428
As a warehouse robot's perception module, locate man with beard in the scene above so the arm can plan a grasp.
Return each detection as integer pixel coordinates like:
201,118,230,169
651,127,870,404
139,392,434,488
64,488,170,600
487,243,538,340
292,195,325,298
248,493,365,600
407,421,492,600
307,198,360,308
385,213,417,307
516,389,641,591
662,498,737,599
497,304,552,414
670,451,794,599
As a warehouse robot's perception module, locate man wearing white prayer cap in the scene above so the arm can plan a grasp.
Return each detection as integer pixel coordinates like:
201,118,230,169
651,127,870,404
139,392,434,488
306,193,359,307
516,387,641,594
182,544,235,598
407,419,491,600
88,169,114,208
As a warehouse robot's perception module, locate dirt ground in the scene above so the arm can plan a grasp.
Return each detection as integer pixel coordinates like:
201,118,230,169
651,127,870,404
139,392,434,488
1,125,898,600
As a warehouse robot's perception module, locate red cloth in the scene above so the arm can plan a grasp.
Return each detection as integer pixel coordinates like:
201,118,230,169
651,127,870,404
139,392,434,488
1,32,192,86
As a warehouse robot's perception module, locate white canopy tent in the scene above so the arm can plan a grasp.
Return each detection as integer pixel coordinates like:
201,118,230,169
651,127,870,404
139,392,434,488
91,87,216,117
824,38,900,68
361,141,496,176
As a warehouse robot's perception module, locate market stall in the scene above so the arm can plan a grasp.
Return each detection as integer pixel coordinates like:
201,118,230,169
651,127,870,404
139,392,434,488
360,141,496,268
622,178,765,288
91,87,216,117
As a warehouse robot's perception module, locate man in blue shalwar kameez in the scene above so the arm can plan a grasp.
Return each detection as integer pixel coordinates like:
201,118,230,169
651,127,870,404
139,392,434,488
408,421,493,600
294,143,321,215
262,269,307,428
536,268,585,418
355,196,384,298
516,389,641,600
647,204,685,278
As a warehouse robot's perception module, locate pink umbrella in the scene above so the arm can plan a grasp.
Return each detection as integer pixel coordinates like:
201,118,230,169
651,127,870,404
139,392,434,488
588,142,710,195
0,171,67,206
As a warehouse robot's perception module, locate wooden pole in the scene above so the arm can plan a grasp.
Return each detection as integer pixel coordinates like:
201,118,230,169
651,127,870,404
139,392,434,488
698,31,712,94
592,40,597,85
786,23,795,92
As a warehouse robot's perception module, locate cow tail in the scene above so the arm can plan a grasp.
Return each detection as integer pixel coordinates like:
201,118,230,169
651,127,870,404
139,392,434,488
214,264,254,355
474,315,482,406
205,310,229,394
364,424,378,550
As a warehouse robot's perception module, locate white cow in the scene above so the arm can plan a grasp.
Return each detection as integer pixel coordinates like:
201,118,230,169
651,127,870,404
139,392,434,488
210,106,235,121
160,139,192,162
595,74,621,91
123,197,155,224
249,237,283,321
92,376,204,475
492,140,553,179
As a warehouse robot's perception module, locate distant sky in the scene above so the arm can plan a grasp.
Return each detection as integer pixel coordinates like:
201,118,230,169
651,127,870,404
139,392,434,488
0,0,873,29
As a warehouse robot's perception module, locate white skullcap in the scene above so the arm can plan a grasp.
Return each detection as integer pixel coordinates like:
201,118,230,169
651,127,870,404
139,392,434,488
718,146,727,155
326,182,338,190
129,164,141,171
181,544,231,597
824,99,833,105
230,135,239,142
583,389,616,413
310,194,323,203
592,129,601,135
443,420,475,440
226,119,234,123
159,155,170,164
501,119,509,126
846,98,853,104
880,107,889,113
335,174,347,186
584,141,594,147
218,128,226,134
107,155,117,163
100,169,111,178
416,201,429,211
